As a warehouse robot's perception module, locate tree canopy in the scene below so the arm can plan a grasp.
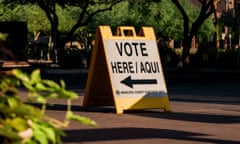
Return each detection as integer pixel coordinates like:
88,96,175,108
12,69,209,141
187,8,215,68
88,0,215,43
171,0,216,65
0,0,216,65
0,0,215,43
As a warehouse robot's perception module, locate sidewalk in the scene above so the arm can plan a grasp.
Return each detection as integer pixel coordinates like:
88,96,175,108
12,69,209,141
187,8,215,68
40,80,240,144
14,65,240,144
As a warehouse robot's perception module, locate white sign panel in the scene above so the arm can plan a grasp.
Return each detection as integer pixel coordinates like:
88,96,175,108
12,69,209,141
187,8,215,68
103,39,167,98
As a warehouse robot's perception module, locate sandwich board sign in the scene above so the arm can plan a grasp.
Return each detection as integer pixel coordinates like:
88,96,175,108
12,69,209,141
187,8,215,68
83,26,171,114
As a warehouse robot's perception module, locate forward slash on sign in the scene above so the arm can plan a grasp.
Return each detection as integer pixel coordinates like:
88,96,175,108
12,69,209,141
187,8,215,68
120,76,157,88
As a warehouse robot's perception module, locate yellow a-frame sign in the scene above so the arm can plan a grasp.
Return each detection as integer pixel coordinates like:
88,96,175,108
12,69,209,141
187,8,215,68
83,26,171,114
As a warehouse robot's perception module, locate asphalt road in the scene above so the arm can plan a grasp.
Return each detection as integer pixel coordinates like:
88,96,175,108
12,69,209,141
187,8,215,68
25,69,239,144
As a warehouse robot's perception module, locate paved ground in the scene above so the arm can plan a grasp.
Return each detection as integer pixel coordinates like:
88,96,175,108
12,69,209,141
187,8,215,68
2,59,240,143
21,78,238,144
13,67,240,144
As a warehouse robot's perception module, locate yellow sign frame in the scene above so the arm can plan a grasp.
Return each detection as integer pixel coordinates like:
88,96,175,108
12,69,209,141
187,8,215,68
83,26,171,114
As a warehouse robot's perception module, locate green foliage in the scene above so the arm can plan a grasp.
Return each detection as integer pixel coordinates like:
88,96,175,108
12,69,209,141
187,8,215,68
12,69,78,102
157,0,183,40
0,3,79,35
87,1,129,29
88,0,215,42
57,5,80,34
0,0,215,42
0,33,8,41
0,3,50,34
0,69,97,144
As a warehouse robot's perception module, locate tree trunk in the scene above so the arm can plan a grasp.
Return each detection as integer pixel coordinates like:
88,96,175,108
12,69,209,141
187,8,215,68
172,0,216,67
182,36,192,65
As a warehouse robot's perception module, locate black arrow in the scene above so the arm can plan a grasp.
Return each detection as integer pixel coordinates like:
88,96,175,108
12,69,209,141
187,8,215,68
120,76,157,88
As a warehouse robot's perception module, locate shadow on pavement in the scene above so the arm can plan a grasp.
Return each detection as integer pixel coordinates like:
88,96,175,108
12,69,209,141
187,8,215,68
42,103,240,124
169,97,240,105
128,110,240,124
33,103,116,113
63,127,240,144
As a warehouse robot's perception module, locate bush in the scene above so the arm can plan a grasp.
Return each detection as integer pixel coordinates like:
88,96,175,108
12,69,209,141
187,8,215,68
158,47,179,67
215,49,238,69
189,42,219,68
60,48,83,68
0,69,97,144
